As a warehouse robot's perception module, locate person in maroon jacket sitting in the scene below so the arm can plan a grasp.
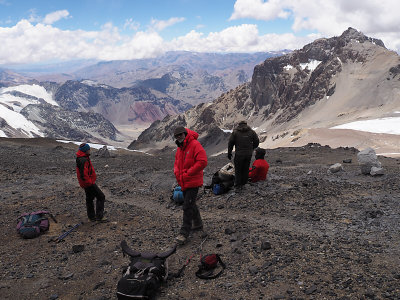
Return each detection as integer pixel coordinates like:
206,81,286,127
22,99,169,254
249,148,269,183
76,143,106,222
173,126,208,245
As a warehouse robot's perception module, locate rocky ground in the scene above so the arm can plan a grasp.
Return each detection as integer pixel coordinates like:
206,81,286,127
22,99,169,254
0,138,399,300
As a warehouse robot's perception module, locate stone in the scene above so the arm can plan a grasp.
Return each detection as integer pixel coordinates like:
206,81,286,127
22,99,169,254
72,245,85,253
329,163,343,173
261,241,271,250
370,166,384,176
357,148,381,175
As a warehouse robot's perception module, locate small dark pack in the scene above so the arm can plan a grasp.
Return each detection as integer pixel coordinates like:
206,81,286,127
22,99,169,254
117,240,176,300
195,254,226,279
16,210,57,239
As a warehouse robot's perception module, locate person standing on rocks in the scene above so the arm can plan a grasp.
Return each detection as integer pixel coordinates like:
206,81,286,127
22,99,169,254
249,147,269,183
76,143,107,222
227,120,259,190
173,126,208,245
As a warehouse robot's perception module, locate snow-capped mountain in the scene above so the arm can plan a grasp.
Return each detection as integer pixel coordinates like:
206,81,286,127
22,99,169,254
129,28,400,155
0,84,122,143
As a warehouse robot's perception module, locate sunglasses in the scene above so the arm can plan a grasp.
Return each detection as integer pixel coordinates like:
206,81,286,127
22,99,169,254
174,132,185,139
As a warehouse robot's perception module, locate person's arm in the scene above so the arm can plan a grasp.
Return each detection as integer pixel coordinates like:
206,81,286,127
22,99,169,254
186,142,207,175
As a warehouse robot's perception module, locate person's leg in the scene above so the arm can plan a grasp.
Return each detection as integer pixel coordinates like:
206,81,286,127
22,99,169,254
191,192,203,230
234,155,242,187
241,156,252,186
84,186,96,220
180,187,199,237
92,184,105,220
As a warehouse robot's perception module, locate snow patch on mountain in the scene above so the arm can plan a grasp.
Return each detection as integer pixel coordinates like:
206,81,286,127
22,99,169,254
300,60,322,71
0,102,43,137
1,84,57,106
0,84,57,137
331,116,400,135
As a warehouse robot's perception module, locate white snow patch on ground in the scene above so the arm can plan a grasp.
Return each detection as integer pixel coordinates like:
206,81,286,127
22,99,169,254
221,128,233,133
331,117,400,135
56,139,152,155
56,140,117,150
300,60,322,71
0,130,7,137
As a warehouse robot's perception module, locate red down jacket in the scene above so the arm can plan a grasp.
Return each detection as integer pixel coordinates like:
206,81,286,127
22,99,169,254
76,150,96,188
174,128,207,191
249,159,269,182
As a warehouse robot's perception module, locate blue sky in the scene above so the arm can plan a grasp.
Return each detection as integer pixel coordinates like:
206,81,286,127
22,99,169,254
0,0,399,65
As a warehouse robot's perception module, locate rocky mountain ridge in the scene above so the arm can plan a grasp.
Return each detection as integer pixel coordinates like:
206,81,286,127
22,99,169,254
130,28,400,155
53,80,190,126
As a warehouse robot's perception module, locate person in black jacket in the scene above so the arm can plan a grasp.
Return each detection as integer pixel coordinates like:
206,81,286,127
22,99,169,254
227,120,259,190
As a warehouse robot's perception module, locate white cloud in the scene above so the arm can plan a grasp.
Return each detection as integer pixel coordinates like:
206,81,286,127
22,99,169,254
43,10,69,25
230,0,400,52
169,24,313,52
124,18,140,31
150,17,185,31
230,0,290,21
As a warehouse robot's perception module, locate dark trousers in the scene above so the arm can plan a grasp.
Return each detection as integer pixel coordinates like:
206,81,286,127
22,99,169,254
180,187,202,237
234,154,251,187
84,184,105,220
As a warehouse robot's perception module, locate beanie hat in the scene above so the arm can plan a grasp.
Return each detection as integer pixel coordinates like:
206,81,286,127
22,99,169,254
255,147,266,159
174,126,187,136
79,143,90,153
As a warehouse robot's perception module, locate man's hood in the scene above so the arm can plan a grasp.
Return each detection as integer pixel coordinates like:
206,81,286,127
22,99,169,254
185,128,199,140
237,123,251,132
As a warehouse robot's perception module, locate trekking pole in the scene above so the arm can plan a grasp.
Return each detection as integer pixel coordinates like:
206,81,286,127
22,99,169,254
174,236,208,278
51,223,81,243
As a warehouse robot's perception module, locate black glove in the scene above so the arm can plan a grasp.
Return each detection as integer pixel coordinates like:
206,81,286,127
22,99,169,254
227,153,232,160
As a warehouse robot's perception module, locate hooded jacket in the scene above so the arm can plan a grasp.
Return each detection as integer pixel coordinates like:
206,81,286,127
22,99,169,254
76,150,96,188
174,128,207,191
249,159,269,182
228,123,259,157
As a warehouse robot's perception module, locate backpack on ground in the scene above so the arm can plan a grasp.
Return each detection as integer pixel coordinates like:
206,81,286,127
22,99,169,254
117,240,176,300
16,210,57,239
210,163,235,195
170,185,184,204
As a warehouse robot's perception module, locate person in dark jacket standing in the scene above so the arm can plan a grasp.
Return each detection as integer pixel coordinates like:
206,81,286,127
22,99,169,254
249,147,269,183
76,143,106,222
173,126,208,245
228,120,259,189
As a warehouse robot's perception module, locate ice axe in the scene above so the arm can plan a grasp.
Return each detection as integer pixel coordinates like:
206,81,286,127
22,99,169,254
49,223,81,243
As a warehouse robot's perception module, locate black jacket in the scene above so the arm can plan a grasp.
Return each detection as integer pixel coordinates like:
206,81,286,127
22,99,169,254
228,123,259,157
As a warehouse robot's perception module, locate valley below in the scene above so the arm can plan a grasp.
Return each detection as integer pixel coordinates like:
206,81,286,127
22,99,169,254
0,138,399,299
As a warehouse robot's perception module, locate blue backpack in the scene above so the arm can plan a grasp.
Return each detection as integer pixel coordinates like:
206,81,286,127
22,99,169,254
212,184,225,195
172,186,184,204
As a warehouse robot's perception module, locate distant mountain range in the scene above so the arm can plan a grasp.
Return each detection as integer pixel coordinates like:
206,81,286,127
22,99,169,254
1,51,284,143
129,28,400,155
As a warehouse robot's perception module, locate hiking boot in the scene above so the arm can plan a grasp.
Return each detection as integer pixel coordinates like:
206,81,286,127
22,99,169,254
175,234,187,245
96,216,108,223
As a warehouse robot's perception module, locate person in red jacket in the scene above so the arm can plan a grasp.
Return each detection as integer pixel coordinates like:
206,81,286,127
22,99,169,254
249,147,269,183
76,143,106,222
173,126,207,245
